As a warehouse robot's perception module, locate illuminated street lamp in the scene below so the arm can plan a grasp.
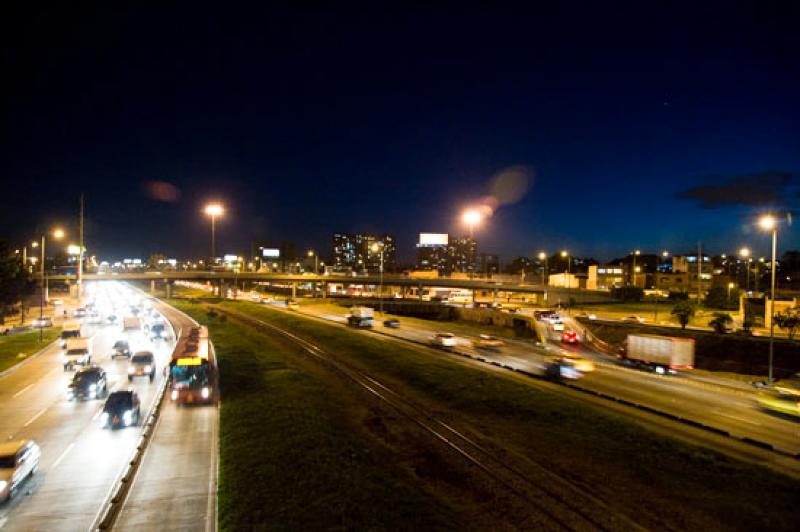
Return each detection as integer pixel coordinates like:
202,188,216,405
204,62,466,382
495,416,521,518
538,251,548,290
758,215,778,383
727,282,735,306
462,209,482,238
739,247,751,291
307,250,319,275
204,203,224,265
371,242,385,315
39,228,65,341
631,249,641,287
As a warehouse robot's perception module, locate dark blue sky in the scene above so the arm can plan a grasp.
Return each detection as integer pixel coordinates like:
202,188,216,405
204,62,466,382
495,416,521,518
2,2,798,263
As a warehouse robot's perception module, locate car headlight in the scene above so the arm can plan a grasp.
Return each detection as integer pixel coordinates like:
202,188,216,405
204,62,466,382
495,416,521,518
89,383,97,391
0,480,7,491
144,365,152,373
201,387,210,399
128,366,135,374
171,390,178,400
100,412,109,424
123,410,133,425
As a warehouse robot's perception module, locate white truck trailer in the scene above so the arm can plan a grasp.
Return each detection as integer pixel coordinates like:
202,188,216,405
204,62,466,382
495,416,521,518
620,334,695,374
63,337,92,371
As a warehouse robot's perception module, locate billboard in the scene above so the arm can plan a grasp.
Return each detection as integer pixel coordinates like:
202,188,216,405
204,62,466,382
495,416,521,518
261,248,280,258
418,233,448,247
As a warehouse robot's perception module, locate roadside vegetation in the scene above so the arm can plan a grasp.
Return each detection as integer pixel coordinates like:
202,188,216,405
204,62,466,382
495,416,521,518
170,300,539,531
201,299,800,531
0,328,60,372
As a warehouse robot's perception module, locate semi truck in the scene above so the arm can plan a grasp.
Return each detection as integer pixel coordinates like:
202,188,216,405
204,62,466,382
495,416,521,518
123,317,141,331
619,334,694,374
347,306,374,328
60,322,82,348
63,337,92,371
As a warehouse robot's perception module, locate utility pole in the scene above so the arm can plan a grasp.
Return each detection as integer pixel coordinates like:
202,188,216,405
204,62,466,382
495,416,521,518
78,193,84,299
697,242,702,303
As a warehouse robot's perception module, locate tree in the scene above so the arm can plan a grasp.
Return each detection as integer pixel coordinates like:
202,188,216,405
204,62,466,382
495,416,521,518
774,308,800,339
0,241,34,324
671,301,695,329
708,312,733,334
611,286,644,302
147,254,167,270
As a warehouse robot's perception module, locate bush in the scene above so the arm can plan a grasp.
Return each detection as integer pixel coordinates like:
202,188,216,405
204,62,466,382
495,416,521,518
708,312,733,334
671,301,695,329
668,291,689,301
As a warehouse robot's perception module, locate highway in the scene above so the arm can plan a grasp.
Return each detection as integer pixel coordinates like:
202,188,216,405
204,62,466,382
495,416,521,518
0,282,218,531
245,296,800,461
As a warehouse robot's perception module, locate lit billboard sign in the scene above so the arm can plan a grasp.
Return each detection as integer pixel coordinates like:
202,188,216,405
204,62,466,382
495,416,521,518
419,233,448,246
261,248,280,258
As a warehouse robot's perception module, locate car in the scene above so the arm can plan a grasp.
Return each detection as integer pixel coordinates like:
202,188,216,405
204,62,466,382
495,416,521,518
286,299,299,310
561,330,579,344
87,313,102,325
111,340,132,359
430,333,456,348
51,298,63,306
0,440,41,503
544,357,582,381
67,365,108,401
128,351,156,381
551,321,565,332
260,297,274,304
73,308,87,317
31,317,53,328
562,352,595,373
622,315,646,323
383,318,400,328
474,334,504,350
101,390,141,429
250,292,262,302
149,323,169,341
105,314,118,326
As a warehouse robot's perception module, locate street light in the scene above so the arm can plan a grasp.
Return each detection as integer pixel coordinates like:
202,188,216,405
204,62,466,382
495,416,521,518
204,203,224,266
39,228,65,340
462,209,482,237
631,249,640,287
727,282,735,307
538,252,548,303
371,242,385,315
759,215,778,383
739,247,751,291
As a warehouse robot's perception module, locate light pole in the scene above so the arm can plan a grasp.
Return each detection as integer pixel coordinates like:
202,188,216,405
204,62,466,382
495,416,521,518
462,209,483,278
204,203,224,267
308,250,319,297
39,228,65,341
538,251,548,304
739,247,750,291
727,282,735,307
630,249,640,287
759,215,778,384
561,250,570,310
371,242,384,315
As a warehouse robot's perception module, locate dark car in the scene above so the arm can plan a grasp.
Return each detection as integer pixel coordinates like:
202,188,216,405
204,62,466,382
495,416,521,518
101,390,141,429
383,319,400,328
67,365,107,401
105,314,118,326
111,340,132,359
149,323,168,341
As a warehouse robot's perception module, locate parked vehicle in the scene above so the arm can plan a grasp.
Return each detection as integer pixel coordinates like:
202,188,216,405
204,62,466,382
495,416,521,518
347,306,374,328
618,334,694,374
0,440,41,503
63,337,92,370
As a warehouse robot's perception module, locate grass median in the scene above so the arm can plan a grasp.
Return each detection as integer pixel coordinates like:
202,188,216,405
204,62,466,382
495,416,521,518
169,300,535,531
212,299,800,531
0,328,60,373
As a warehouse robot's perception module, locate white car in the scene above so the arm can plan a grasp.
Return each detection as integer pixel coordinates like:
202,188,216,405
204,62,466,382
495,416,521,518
431,333,457,348
622,316,646,324
128,351,156,382
51,299,64,306
0,440,40,502
551,321,565,331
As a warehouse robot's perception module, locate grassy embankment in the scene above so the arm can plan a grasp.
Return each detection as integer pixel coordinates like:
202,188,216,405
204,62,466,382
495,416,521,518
171,300,541,531
0,328,60,373
203,299,800,531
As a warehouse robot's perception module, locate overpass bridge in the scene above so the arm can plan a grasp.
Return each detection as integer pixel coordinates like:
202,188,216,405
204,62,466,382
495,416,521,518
49,272,616,304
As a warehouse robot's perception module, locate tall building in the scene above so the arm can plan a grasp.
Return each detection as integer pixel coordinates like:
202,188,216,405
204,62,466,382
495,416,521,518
449,237,477,274
415,233,479,275
331,233,396,273
479,253,500,276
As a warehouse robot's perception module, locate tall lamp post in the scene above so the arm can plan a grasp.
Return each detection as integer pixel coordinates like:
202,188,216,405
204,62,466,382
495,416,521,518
739,247,751,291
759,215,778,384
39,228,65,341
204,203,224,267
561,250,570,310
630,249,640,287
538,251,548,304
727,282,735,307
462,209,483,279
308,250,319,298
371,242,384,315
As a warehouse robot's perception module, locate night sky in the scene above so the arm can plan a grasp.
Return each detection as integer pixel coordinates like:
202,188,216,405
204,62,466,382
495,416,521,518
2,2,798,264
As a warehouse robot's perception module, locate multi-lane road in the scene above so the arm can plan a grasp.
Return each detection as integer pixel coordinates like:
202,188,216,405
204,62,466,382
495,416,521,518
242,295,799,463
0,282,217,531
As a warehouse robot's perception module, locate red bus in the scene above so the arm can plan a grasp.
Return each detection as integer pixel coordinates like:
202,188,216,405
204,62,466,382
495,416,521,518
168,325,217,404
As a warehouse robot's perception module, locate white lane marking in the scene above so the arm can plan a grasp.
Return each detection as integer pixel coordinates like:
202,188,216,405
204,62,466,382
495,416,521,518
716,411,763,426
44,367,60,379
0,516,8,529
92,407,104,421
23,407,48,427
13,383,35,398
52,442,75,469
